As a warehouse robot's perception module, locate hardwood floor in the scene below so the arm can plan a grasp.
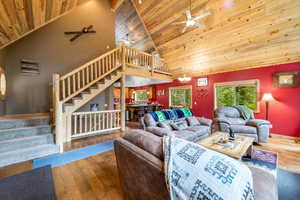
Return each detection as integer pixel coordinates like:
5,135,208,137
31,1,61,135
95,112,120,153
0,125,299,199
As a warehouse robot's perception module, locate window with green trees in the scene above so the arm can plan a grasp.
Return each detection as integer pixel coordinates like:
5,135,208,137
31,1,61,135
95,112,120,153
134,90,148,102
169,86,192,107
215,80,259,112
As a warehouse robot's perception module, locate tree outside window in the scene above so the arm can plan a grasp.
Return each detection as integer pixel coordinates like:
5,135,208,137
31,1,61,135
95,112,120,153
215,80,259,112
134,90,148,102
169,86,192,108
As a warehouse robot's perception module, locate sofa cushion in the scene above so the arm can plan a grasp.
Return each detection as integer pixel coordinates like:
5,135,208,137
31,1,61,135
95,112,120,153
231,125,257,134
173,109,185,118
172,130,206,142
123,129,163,160
158,121,172,131
146,127,173,137
181,108,193,117
170,120,188,131
186,125,210,134
186,116,200,126
226,117,246,125
144,113,157,127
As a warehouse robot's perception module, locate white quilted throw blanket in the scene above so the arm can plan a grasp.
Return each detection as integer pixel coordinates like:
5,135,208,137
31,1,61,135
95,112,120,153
163,136,254,200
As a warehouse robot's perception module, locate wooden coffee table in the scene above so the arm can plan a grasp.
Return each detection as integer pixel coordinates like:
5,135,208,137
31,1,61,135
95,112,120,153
197,132,255,160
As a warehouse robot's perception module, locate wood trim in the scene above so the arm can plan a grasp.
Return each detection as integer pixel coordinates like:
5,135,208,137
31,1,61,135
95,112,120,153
124,68,173,81
168,85,193,108
213,79,260,113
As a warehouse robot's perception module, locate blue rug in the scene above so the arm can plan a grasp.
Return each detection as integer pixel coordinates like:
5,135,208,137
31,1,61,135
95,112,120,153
33,141,114,168
0,165,56,200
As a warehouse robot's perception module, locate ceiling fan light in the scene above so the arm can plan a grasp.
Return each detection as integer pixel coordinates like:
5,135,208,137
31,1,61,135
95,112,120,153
186,20,195,27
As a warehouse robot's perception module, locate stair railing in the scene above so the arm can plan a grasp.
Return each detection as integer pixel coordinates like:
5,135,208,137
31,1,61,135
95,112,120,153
52,45,171,152
71,110,121,138
59,47,123,104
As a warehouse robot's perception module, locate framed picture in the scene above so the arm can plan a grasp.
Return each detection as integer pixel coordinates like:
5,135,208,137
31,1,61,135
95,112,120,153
273,71,298,88
197,78,208,87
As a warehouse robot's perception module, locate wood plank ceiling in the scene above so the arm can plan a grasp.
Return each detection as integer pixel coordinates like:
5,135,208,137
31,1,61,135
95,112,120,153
115,0,155,52
131,0,300,76
0,0,88,49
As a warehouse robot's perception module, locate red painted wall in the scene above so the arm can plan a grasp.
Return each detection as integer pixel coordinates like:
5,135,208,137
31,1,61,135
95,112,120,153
154,62,300,137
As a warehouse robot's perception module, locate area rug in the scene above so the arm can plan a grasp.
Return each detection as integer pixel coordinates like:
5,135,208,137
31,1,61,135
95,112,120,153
242,149,300,200
33,140,114,168
277,168,300,200
242,149,278,177
0,165,56,200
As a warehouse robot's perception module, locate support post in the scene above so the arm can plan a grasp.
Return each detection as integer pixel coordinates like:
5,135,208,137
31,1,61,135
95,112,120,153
122,45,126,71
151,52,155,76
66,112,72,142
53,74,64,153
120,74,126,131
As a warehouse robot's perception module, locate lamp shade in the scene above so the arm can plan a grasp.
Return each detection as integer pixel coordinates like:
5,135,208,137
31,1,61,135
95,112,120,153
262,93,275,102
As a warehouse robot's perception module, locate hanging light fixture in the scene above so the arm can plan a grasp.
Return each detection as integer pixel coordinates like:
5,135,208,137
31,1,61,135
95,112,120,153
138,0,142,4
178,74,192,82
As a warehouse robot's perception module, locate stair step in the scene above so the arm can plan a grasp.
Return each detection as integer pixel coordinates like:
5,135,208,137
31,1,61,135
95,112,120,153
0,144,59,167
0,134,54,153
0,117,49,130
0,125,51,141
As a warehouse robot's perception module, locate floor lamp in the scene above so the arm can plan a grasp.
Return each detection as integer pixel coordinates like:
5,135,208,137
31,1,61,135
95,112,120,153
262,93,275,120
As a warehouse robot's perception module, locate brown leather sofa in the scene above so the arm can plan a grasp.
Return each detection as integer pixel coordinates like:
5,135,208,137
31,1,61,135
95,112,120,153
114,129,278,200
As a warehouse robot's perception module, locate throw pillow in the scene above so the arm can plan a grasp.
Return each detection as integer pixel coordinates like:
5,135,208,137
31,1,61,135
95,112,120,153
186,116,200,126
158,121,173,131
173,109,185,118
162,109,177,120
155,111,167,121
180,108,193,117
170,120,188,131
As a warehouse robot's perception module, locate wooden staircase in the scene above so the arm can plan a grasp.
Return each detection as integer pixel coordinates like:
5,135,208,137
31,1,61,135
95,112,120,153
52,45,172,152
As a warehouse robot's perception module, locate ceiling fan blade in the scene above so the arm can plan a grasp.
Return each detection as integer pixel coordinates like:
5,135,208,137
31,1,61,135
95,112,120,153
186,10,192,20
194,23,205,28
87,25,93,30
70,33,83,42
193,12,211,21
172,21,186,25
182,26,188,33
64,31,82,35
85,30,96,33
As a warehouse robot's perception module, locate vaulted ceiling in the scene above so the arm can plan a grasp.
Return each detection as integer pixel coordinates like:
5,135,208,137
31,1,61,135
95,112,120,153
0,0,88,49
131,0,300,77
115,0,155,52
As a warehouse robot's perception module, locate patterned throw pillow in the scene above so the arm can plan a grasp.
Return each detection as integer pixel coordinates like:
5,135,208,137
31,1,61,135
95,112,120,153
181,108,193,117
170,120,188,131
173,109,185,119
155,111,167,121
162,109,177,120
186,116,200,126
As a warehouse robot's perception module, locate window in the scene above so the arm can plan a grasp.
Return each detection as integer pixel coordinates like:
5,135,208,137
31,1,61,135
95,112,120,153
214,80,259,112
0,67,5,100
134,90,148,102
169,86,192,108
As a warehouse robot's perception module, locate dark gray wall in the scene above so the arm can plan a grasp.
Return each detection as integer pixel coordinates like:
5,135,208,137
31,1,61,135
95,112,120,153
0,49,6,114
5,0,115,114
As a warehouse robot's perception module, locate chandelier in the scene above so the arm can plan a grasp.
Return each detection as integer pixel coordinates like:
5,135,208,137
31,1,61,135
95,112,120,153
178,74,191,82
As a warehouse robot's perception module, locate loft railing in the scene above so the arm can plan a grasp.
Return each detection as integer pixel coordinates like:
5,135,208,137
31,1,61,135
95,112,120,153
71,110,121,138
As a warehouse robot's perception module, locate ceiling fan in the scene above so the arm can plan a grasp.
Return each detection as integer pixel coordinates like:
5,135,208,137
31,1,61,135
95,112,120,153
64,25,96,42
119,33,135,46
172,0,211,33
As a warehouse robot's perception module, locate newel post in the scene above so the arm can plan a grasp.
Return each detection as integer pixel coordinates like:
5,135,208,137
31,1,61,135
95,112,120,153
53,74,64,153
